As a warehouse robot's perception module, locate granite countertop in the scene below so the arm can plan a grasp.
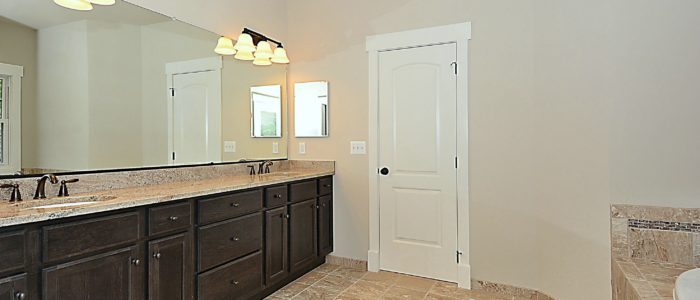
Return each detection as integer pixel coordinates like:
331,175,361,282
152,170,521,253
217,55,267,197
0,169,334,228
614,258,692,299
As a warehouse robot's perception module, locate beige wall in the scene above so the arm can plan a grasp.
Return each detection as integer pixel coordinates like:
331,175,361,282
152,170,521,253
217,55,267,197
285,0,700,299
0,17,38,170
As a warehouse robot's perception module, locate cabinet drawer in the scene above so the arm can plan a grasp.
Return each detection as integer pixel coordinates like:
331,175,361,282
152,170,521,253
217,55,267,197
149,202,191,236
318,177,333,196
198,213,262,271
289,180,317,203
264,185,288,208
43,212,141,262
198,252,262,300
0,230,26,273
198,190,262,224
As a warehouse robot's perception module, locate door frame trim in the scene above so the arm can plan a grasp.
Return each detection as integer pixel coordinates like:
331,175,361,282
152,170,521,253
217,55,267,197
165,57,223,166
366,22,472,288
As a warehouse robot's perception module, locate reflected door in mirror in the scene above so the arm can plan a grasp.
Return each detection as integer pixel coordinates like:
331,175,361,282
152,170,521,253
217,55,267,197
251,85,282,138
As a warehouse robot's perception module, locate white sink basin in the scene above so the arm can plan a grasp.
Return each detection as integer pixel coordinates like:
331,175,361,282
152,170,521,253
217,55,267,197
15,195,118,210
675,268,700,300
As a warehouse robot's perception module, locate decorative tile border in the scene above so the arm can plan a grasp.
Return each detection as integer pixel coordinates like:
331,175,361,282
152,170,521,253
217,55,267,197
628,219,700,233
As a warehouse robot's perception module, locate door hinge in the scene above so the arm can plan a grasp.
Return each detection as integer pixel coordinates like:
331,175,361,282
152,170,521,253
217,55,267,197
451,61,458,75
455,156,459,169
456,251,463,263
170,88,175,97
172,152,176,161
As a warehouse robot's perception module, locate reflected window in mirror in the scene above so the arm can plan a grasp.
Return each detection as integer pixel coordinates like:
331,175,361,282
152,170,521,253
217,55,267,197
251,85,282,138
294,81,329,137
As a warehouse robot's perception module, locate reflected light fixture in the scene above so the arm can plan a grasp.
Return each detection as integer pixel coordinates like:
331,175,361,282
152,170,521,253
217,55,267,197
215,28,290,66
88,0,116,5
53,0,93,10
214,37,236,55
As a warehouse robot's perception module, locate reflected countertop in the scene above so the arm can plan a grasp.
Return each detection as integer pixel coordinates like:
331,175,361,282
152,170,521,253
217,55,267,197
0,168,334,228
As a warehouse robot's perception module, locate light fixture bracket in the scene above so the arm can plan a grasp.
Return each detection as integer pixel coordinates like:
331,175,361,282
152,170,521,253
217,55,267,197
242,28,283,48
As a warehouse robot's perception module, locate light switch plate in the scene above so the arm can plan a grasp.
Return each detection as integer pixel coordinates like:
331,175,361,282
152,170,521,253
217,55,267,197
272,142,279,154
224,141,236,153
299,142,306,154
350,141,366,155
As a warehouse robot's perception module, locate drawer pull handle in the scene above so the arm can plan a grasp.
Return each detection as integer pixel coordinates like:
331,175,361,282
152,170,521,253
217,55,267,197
15,292,26,300
230,280,239,285
230,203,240,208
153,252,162,259
168,216,179,221
131,259,141,266
230,237,240,242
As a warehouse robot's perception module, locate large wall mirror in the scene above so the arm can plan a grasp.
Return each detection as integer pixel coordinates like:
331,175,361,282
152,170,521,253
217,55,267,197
0,0,288,176
294,81,329,137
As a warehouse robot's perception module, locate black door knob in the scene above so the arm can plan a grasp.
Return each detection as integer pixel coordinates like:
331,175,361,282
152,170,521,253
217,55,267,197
380,167,390,176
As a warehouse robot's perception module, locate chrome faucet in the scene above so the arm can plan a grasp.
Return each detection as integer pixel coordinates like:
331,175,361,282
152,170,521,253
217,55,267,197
34,174,58,199
258,160,273,174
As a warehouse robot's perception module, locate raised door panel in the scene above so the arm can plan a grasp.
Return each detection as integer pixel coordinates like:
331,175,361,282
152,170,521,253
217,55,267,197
148,234,192,300
264,207,288,286
318,195,333,257
0,231,26,274
0,274,27,300
43,246,143,300
289,199,317,273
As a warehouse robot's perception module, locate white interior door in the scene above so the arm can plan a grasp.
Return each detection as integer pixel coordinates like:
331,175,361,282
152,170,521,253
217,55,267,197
171,70,221,165
378,43,458,282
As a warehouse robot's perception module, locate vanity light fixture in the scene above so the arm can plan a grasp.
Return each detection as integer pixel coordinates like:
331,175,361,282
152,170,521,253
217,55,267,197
214,37,236,55
215,28,290,65
53,0,115,10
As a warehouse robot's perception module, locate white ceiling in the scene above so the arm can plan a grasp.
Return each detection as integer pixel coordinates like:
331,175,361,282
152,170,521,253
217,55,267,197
0,0,169,30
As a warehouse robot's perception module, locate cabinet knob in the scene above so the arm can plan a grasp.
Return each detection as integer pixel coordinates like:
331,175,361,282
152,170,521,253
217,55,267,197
274,194,283,198
230,203,240,208
15,292,26,300
324,184,332,188
131,259,141,265
230,280,239,285
285,214,290,219
230,237,240,242
168,216,179,221
153,252,162,259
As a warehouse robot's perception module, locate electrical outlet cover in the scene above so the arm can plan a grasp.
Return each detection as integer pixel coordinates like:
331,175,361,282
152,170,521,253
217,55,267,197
224,141,236,153
299,142,306,154
350,141,366,155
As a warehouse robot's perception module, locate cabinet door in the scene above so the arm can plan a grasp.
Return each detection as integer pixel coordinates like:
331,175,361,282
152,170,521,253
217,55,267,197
289,199,317,273
149,234,192,300
43,246,143,300
318,195,333,257
0,274,27,300
265,206,288,285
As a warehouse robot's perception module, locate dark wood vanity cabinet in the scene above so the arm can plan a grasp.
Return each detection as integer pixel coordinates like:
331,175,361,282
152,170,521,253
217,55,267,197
148,233,191,300
43,246,143,300
0,274,27,300
0,175,333,300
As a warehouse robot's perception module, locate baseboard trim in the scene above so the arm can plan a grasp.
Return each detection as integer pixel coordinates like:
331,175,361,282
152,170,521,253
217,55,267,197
326,255,368,270
367,250,380,272
471,279,556,300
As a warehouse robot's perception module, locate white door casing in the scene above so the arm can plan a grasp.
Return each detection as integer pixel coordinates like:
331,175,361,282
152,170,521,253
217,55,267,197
378,43,458,282
367,23,471,288
166,57,222,165
0,63,23,174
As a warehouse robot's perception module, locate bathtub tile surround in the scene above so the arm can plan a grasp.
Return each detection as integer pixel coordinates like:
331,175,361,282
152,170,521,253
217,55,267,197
611,204,700,299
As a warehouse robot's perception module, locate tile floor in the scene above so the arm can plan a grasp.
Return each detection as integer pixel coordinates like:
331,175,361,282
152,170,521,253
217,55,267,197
265,263,530,300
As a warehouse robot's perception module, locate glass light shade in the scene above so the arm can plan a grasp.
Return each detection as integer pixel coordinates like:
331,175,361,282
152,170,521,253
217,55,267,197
54,0,93,10
253,56,272,66
271,47,290,64
234,50,255,61
214,37,236,55
233,33,256,52
88,0,115,5
254,41,274,59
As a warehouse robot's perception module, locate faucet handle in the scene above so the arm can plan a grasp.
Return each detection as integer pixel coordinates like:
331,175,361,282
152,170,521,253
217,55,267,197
0,183,22,202
247,165,256,176
58,179,79,197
